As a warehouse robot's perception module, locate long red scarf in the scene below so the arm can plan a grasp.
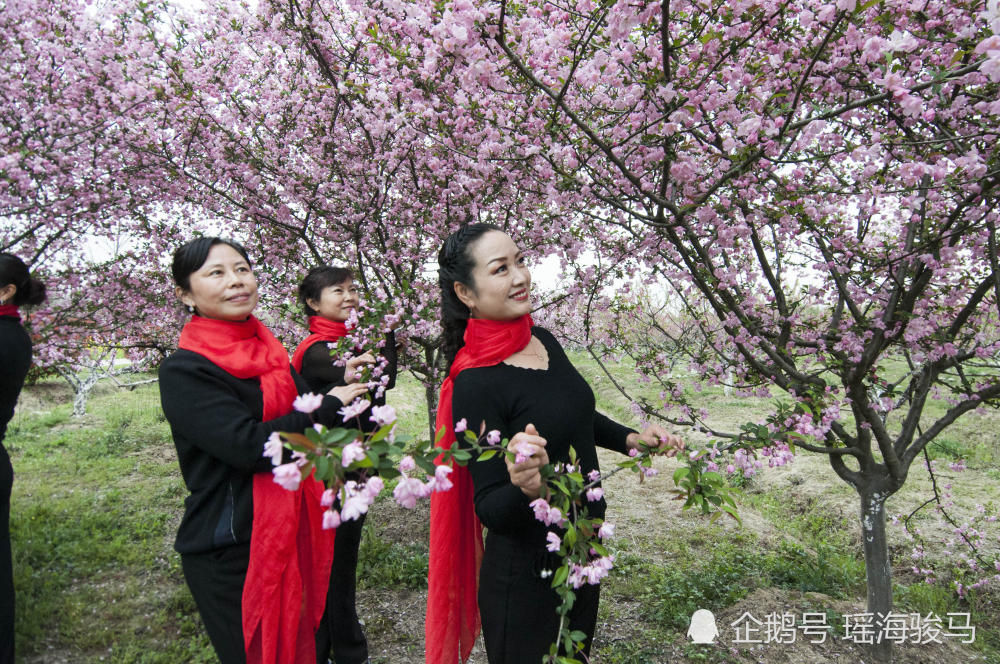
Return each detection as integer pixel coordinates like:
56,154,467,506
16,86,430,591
178,315,335,664
290,316,349,373
426,314,533,664
0,304,20,320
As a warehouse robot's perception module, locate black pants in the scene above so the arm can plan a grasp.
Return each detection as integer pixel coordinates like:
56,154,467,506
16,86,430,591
1,445,13,664
315,512,369,664
478,531,600,664
181,542,331,664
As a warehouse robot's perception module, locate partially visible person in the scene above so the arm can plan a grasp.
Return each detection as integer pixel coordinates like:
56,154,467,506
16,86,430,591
0,253,47,664
293,265,399,664
158,238,368,664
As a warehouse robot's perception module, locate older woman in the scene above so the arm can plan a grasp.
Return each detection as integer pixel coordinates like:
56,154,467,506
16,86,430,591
0,253,46,664
158,238,368,664
426,224,682,664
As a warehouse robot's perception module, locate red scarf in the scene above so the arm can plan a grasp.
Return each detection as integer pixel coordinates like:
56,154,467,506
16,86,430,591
0,304,20,320
290,316,349,373
426,314,533,664
178,315,335,664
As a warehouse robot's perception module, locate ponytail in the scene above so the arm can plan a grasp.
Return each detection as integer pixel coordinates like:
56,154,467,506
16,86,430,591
0,253,46,306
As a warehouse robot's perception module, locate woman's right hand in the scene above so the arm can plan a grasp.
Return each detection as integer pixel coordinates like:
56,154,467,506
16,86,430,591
505,423,548,498
327,382,369,405
344,352,376,383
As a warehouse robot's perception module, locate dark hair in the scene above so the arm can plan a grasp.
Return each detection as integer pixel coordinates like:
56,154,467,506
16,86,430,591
171,237,252,291
0,253,47,306
437,223,502,367
298,265,354,316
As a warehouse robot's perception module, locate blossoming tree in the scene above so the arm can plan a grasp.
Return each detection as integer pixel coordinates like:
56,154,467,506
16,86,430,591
329,0,1000,660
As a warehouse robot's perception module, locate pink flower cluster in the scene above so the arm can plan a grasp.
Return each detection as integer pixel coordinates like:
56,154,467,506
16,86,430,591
568,555,615,588
529,498,566,527
392,465,454,509
322,477,385,529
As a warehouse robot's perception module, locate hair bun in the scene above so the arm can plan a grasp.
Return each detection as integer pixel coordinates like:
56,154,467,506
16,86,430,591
21,277,47,306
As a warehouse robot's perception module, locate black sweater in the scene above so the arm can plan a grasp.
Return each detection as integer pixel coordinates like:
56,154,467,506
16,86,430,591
298,330,398,433
452,326,633,544
159,349,347,554
0,316,32,444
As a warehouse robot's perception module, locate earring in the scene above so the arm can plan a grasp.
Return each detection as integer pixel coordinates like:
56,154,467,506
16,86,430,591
0,299,5,305
187,305,195,314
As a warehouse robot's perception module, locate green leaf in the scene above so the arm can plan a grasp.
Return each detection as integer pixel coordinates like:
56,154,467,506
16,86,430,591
552,564,568,588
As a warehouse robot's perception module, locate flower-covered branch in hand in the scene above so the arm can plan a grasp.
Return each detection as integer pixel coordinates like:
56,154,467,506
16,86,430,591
269,399,717,664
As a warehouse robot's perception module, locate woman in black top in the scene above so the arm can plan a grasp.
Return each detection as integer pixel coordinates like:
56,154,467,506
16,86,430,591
427,225,682,664
158,238,368,664
293,266,399,664
0,253,46,664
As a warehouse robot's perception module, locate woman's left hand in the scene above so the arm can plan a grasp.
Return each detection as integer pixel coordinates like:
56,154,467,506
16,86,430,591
626,424,685,457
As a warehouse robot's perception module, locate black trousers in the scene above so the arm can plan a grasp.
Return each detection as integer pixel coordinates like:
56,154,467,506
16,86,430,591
181,542,331,664
1,445,13,664
315,512,369,664
181,542,252,664
478,531,600,664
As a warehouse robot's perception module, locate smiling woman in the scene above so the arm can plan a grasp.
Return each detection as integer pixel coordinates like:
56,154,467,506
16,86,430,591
426,224,684,664
292,265,400,664
158,237,369,664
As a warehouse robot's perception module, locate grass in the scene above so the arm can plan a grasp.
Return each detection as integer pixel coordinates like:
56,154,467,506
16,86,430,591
6,358,1000,663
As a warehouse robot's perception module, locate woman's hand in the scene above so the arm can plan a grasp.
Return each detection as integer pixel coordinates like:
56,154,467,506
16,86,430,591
505,423,549,498
626,424,685,457
327,382,369,405
344,352,376,383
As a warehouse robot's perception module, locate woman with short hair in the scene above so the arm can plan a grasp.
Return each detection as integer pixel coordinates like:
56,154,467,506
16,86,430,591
159,237,368,664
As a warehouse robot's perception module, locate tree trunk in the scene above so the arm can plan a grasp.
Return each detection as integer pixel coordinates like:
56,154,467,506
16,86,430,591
860,489,893,664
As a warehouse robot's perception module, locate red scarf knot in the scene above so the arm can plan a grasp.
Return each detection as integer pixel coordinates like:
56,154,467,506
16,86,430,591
291,316,351,373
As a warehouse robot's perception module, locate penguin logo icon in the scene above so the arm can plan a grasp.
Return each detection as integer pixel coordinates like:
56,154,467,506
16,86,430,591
687,609,719,644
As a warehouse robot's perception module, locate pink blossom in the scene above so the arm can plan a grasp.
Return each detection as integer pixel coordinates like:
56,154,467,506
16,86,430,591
393,477,425,509
398,455,416,473
272,463,302,491
322,509,341,530
545,531,561,552
292,392,324,414
320,489,336,507
598,522,616,539
263,432,283,466
370,404,397,426
340,493,369,521
486,430,501,445
339,398,371,422
364,477,385,498
586,487,604,502
341,440,367,467
431,464,454,492
514,442,538,464
529,498,565,527
454,418,468,433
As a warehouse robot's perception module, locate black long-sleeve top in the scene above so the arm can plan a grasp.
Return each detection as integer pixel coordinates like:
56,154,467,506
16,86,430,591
159,349,348,554
452,326,634,544
0,316,32,444
298,330,398,433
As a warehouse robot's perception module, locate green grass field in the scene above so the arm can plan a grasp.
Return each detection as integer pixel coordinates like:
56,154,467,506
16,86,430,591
6,356,999,663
